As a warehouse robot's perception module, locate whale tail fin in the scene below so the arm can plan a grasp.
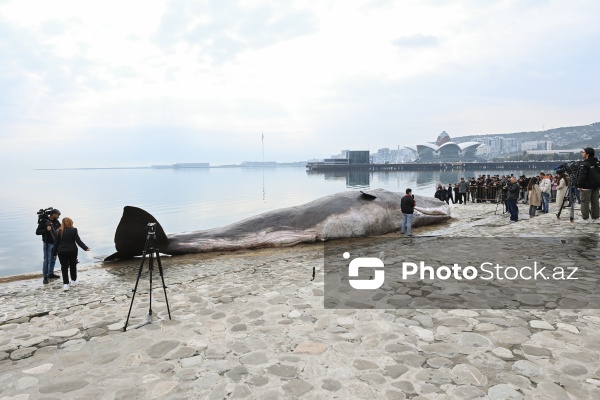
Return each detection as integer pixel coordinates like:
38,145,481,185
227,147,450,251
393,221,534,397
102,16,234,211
104,206,169,261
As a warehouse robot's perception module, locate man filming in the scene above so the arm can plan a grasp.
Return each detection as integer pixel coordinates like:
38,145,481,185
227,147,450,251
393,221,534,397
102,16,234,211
576,147,600,223
36,209,62,284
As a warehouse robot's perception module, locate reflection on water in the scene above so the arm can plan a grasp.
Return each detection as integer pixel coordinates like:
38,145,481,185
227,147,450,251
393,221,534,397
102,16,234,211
1,167,543,277
347,171,370,188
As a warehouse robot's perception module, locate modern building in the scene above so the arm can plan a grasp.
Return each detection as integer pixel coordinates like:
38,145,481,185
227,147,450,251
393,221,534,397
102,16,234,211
412,132,481,162
348,151,370,164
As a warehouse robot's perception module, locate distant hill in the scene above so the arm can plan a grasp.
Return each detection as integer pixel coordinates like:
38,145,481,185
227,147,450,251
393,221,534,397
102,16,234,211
452,122,600,150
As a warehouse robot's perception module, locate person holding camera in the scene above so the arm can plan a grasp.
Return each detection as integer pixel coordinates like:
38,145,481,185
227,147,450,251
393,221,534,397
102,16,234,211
576,147,600,223
400,188,416,237
506,176,521,222
35,209,62,284
51,217,91,291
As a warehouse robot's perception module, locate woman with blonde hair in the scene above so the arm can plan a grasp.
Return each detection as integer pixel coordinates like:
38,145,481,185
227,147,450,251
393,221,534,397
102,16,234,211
51,217,91,290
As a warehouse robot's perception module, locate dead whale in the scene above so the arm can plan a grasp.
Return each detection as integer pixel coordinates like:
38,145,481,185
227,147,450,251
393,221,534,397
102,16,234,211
105,188,450,260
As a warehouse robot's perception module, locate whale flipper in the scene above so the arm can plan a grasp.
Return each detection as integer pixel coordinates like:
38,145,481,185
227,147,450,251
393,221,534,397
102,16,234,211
104,206,169,261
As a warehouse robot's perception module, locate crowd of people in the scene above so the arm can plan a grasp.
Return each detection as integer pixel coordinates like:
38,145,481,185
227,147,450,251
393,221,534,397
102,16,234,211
433,147,600,223
435,173,572,207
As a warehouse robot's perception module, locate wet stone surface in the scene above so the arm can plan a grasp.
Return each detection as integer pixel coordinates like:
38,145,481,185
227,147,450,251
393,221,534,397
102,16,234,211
0,203,599,398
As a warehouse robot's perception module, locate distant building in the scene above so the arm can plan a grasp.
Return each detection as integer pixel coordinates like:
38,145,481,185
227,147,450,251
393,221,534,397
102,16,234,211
526,149,578,155
348,151,370,164
327,150,371,164
324,158,349,165
412,132,481,162
241,161,277,167
173,162,209,168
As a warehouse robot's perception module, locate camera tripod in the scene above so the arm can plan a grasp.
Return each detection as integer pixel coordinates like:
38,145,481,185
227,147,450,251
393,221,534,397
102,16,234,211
123,223,172,331
556,178,579,222
494,189,507,215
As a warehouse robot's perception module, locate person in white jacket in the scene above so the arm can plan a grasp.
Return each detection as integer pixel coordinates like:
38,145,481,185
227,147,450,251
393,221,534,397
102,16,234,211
539,172,552,213
555,172,569,209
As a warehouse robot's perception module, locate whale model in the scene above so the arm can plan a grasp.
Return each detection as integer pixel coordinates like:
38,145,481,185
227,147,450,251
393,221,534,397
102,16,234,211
104,188,450,261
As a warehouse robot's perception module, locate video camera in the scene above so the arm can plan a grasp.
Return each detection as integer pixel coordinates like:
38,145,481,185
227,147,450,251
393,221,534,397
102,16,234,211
146,222,157,236
555,161,580,175
37,207,54,224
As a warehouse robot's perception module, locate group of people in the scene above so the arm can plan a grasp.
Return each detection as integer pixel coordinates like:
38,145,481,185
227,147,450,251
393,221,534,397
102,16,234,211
435,174,570,206
433,147,600,223
36,210,91,290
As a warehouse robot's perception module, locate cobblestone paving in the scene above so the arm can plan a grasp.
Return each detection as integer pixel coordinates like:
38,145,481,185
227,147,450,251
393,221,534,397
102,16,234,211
1,201,599,399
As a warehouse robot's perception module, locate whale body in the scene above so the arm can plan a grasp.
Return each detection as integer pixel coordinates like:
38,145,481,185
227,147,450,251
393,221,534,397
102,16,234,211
105,188,450,260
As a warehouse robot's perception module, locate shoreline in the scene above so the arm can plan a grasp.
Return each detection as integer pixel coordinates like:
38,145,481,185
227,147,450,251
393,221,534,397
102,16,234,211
1,201,599,399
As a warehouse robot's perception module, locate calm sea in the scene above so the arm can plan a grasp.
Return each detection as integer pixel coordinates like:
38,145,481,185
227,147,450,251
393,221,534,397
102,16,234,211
0,167,542,277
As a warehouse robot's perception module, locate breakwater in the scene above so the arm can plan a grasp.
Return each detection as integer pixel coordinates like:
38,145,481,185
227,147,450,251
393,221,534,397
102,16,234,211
306,161,563,172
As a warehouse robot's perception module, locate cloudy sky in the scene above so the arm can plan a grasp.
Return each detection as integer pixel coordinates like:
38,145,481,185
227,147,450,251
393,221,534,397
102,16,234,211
1,0,599,168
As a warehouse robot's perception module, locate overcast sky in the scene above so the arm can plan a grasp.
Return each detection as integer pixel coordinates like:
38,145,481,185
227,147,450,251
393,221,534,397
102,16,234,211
1,0,599,168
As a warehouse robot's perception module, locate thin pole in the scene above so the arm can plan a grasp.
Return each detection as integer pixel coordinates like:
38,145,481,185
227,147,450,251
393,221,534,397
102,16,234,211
262,132,265,201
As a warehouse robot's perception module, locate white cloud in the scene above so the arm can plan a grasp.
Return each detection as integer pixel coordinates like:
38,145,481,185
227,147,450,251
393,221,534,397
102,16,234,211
0,0,599,167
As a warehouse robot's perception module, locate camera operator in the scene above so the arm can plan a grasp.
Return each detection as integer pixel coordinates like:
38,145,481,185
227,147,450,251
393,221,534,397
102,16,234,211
576,147,600,223
505,176,520,222
35,209,62,284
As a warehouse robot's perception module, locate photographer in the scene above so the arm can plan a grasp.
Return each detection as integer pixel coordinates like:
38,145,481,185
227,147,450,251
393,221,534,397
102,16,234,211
505,176,520,222
35,209,61,284
576,147,600,222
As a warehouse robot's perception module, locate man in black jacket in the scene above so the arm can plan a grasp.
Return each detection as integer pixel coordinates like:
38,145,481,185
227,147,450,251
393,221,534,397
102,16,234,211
447,183,454,204
36,209,62,284
400,188,416,237
434,186,445,202
576,147,600,222
505,177,520,222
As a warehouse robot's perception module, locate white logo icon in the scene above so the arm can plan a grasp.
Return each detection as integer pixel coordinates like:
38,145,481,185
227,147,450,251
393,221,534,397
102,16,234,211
345,252,385,290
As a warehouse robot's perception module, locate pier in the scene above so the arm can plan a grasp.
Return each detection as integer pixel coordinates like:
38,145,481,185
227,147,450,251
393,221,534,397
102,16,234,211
306,161,564,172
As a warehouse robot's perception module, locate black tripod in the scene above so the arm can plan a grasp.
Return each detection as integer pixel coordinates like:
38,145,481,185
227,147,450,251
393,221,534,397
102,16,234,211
494,188,508,215
556,174,579,222
124,223,172,331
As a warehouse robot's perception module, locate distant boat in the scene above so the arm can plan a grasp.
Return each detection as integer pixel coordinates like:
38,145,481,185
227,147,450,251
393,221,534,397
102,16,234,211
151,163,210,169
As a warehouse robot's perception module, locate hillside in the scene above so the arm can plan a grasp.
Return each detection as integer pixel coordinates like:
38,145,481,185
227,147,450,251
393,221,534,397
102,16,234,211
452,122,600,150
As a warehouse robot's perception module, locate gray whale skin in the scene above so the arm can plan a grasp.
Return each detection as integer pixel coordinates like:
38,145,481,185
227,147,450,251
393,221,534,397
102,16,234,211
105,188,450,261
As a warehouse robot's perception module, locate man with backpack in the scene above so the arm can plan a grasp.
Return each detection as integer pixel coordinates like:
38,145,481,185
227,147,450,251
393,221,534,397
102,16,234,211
576,147,600,223
36,209,62,284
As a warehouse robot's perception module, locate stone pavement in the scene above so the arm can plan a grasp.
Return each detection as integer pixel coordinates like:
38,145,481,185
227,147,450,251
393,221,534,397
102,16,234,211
1,201,599,399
